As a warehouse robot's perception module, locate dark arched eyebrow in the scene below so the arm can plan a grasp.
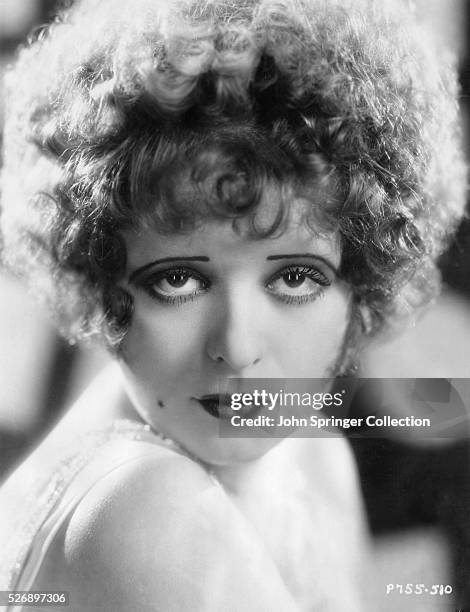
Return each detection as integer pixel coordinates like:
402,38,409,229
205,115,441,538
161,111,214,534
128,256,210,283
266,254,339,275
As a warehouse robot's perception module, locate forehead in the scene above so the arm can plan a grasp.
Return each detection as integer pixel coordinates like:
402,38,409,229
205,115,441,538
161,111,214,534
125,198,342,268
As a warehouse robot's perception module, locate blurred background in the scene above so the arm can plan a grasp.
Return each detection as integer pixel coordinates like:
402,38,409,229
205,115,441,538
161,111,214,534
0,0,469,610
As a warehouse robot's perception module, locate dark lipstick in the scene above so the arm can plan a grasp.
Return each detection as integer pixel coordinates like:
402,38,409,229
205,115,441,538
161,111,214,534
195,394,233,419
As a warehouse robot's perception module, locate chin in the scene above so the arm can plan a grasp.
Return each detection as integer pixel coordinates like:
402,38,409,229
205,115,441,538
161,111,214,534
188,435,284,466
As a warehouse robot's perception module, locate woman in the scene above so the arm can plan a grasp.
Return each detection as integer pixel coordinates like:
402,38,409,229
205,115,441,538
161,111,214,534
0,0,466,609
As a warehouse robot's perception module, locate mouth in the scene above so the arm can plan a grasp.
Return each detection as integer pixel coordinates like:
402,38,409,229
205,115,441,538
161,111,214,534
194,394,261,420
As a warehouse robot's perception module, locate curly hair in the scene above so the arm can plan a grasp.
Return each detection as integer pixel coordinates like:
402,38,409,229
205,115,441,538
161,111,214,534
0,0,467,364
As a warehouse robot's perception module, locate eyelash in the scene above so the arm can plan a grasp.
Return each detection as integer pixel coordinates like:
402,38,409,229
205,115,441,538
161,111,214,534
139,267,209,305
137,264,331,306
265,265,330,306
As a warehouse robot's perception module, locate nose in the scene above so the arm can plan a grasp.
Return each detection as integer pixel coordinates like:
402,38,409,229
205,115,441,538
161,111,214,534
205,292,263,372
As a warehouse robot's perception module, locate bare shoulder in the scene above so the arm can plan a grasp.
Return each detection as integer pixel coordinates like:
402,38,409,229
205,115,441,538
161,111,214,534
47,446,296,611
66,444,216,536
64,445,221,564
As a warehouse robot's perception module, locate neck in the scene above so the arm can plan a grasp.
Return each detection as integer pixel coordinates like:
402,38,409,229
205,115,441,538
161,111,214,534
211,439,294,498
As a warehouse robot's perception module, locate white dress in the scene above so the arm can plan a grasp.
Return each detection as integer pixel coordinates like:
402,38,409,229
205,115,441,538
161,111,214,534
0,419,367,611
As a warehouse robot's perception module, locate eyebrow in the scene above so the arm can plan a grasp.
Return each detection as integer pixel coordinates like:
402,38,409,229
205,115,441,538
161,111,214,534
128,256,210,283
266,253,339,274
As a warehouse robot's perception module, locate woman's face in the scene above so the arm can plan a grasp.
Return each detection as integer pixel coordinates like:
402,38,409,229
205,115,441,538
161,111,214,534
118,200,352,465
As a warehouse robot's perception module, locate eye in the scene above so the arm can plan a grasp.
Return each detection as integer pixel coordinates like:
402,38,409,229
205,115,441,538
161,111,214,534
139,267,210,304
266,265,331,305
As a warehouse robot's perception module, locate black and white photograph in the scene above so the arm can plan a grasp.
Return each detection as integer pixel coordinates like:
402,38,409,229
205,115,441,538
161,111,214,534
0,0,469,610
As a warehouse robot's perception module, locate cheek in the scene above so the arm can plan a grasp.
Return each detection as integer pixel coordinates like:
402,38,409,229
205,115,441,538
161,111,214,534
121,303,208,379
269,288,351,376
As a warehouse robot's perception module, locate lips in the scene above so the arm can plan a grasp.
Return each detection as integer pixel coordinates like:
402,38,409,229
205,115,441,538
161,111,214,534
194,394,260,420
195,394,233,419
